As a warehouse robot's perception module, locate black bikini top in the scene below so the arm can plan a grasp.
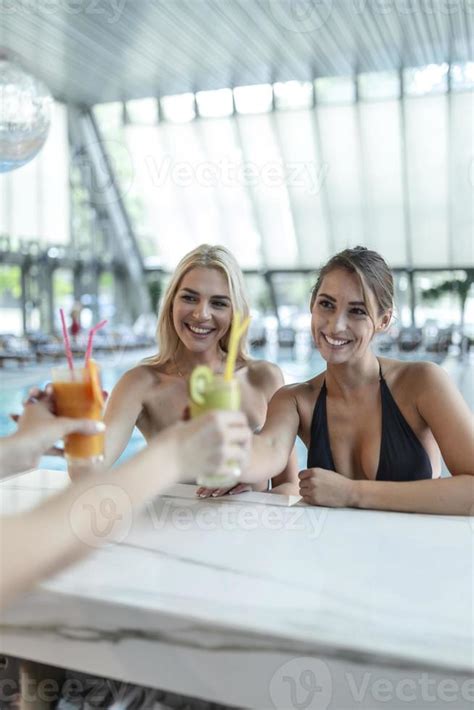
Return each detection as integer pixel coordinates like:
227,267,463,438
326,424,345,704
307,363,433,481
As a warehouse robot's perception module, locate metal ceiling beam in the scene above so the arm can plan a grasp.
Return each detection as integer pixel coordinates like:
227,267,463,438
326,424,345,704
68,106,151,321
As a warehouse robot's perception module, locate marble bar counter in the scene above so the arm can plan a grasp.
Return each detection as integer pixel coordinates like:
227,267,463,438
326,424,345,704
0,469,472,709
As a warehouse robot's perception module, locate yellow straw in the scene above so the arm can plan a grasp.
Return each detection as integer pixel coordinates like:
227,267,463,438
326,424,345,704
224,311,251,381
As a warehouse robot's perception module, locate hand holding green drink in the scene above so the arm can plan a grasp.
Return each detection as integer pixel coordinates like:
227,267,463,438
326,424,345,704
189,312,250,487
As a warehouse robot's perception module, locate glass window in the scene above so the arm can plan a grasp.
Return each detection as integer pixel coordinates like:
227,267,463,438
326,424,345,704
404,64,449,96
404,95,449,266
196,88,234,118
53,268,74,316
315,76,355,104
126,98,159,125
0,265,22,335
98,271,115,322
317,103,365,249
271,273,315,326
273,110,331,266
358,71,400,101
93,102,124,132
414,270,466,328
234,84,273,114
450,62,474,91
449,92,474,265
243,274,274,315
273,81,314,110
358,100,406,265
160,93,196,123
393,272,412,329
236,112,298,268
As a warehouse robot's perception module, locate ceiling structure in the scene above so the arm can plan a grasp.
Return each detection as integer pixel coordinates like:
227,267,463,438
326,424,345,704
1,0,473,274
1,0,473,104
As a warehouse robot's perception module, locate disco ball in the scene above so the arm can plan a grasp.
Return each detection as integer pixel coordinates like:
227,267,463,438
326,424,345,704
0,51,52,172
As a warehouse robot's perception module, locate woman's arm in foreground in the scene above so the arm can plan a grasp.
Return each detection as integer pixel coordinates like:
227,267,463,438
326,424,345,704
300,363,474,515
0,392,104,478
0,410,250,608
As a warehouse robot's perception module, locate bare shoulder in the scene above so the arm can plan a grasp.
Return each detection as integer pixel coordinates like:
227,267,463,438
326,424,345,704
114,363,162,395
245,359,284,396
272,372,324,405
380,358,461,414
380,356,447,390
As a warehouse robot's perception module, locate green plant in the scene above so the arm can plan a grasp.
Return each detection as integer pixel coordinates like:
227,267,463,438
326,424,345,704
148,279,162,313
421,270,474,334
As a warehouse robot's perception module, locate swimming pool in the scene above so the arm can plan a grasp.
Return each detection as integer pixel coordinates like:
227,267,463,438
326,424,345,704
0,346,446,472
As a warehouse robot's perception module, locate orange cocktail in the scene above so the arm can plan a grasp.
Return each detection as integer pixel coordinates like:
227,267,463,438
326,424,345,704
52,365,104,465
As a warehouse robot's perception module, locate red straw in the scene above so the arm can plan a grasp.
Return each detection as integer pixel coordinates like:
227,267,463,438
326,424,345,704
84,319,108,366
59,308,74,372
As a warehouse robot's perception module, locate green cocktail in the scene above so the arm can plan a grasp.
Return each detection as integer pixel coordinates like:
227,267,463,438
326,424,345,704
189,366,241,487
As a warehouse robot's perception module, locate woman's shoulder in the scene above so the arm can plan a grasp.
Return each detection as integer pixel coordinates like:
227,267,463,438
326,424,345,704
244,359,285,398
117,363,163,391
246,358,282,380
380,356,446,391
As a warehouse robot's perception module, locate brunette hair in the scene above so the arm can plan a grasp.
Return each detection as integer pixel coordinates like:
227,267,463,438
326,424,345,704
310,246,394,325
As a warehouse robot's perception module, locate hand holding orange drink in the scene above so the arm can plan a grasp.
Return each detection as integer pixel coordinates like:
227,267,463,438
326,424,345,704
52,360,105,467
52,310,107,472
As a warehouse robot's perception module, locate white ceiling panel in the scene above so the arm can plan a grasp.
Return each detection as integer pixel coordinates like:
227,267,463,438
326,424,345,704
1,0,472,104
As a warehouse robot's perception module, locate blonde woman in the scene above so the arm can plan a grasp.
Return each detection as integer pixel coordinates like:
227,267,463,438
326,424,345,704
103,244,298,495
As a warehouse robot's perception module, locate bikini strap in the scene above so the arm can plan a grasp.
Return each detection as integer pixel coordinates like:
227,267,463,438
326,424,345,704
377,358,383,381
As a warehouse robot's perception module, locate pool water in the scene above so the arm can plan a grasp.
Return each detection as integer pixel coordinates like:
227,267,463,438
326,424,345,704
0,346,446,472
0,347,324,471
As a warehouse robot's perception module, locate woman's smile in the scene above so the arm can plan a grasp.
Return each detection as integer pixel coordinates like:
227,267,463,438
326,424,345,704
321,333,353,348
173,267,232,354
184,322,217,338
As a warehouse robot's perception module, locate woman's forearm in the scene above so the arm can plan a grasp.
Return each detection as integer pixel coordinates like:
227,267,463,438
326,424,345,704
354,474,474,516
0,433,40,479
243,433,289,484
270,448,300,496
0,438,178,609
272,482,300,496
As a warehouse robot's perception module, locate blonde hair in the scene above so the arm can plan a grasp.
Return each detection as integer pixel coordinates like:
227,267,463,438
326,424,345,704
145,244,250,368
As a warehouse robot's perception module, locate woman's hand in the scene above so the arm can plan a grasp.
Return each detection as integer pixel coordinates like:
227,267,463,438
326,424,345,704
164,411,251,484
10,386,108,457
196,483,253,498
298,468,357,508
5,390,104,475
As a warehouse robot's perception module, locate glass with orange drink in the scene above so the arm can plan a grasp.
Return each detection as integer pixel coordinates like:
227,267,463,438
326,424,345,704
52,360,105,469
